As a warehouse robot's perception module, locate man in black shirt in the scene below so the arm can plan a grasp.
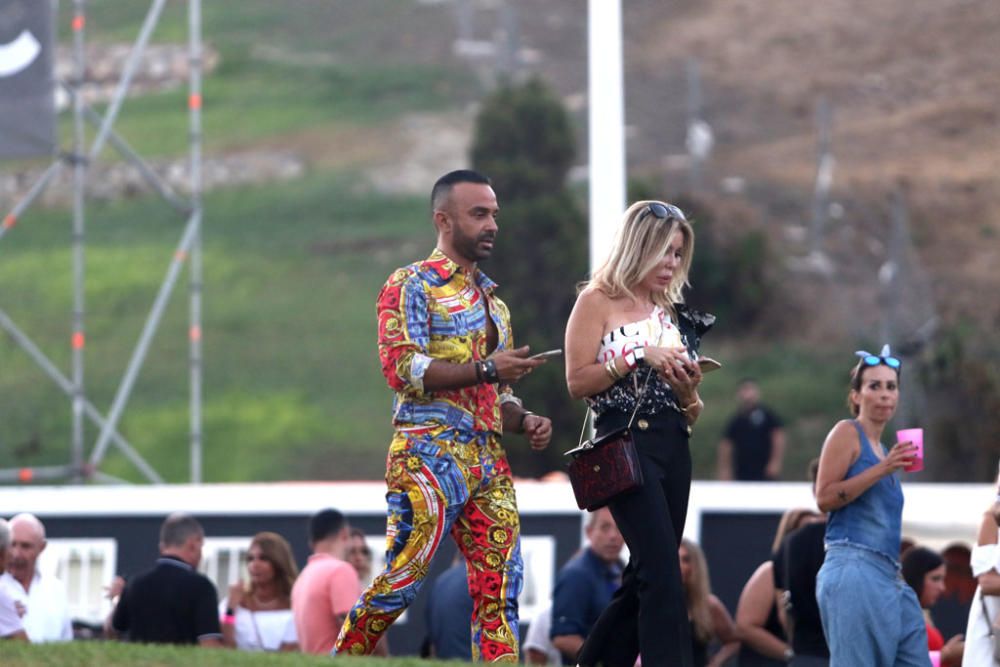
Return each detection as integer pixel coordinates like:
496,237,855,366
717,378,786,481
774,521,829,665
773,458,829,666
109,513,221,646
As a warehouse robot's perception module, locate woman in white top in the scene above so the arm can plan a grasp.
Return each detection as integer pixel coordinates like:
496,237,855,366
221,531,299,652
963,473,1000,667
565,200,713,667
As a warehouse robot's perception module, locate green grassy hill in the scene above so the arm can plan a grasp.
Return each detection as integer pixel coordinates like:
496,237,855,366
1,171,427,482
1,1,857,484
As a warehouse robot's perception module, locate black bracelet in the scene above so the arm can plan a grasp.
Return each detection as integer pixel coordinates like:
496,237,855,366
474,360,485,383
482,359,500,384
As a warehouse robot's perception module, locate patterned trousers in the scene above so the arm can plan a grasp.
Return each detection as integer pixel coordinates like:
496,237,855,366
334,425,523,662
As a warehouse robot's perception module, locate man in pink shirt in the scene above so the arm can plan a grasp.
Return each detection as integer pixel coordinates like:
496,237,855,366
292,509,361,655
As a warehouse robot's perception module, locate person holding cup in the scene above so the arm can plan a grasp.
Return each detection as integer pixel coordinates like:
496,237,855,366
814,345,930,666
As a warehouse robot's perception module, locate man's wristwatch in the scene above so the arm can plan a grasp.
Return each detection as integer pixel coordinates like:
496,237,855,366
623,346,645,370
783,647,794,662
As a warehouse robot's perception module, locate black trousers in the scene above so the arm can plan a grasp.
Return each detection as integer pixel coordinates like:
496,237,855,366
577,408,694,667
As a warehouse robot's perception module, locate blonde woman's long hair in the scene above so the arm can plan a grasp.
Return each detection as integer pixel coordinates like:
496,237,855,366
586,200,694,312
680,537,714,643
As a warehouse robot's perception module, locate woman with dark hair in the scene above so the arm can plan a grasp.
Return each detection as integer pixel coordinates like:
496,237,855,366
815,345,928,666
565,200,714,666
220,531,300,652
346,527,373,585
901,546,964,666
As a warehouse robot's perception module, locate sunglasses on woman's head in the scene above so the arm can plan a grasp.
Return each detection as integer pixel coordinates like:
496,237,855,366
638,202,686,224
861,354,901,370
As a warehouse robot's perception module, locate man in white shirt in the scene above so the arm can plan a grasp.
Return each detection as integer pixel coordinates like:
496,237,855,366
0,514,72,642
0,518,27,640
523,604,562,665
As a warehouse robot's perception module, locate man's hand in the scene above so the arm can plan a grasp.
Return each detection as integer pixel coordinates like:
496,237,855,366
765,460,782,480
523,414,552,450
105,575,125,603
491,346,546,383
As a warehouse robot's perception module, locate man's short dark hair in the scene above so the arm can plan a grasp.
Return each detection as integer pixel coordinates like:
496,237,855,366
309,508,348,544
159,512,204,548
430,169,491,212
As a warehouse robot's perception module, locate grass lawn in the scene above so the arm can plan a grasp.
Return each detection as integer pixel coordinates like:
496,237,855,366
1,641,467,667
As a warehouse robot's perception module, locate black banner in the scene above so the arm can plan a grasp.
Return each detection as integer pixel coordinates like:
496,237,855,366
0,0,56,159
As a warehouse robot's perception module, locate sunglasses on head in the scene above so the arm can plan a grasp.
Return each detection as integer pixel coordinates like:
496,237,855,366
638,202,686,224
861,354,901,370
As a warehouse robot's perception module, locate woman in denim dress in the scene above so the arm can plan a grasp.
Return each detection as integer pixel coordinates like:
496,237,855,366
814,348,929,667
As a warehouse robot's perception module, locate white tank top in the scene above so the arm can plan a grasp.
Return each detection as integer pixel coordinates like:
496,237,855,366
596,306,684,362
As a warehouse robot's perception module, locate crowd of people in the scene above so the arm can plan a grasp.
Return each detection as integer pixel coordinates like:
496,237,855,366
0,169,996,667
0,501,986,666
0,507,392,655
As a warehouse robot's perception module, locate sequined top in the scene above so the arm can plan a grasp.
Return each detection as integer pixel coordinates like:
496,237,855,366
587,304,715,418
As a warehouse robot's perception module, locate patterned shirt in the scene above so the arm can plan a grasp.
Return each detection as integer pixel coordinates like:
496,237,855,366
377,248,514,434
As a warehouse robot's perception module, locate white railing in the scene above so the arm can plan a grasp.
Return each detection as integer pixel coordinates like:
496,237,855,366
199,537,250,599
39,538,117,625
518,535,556,624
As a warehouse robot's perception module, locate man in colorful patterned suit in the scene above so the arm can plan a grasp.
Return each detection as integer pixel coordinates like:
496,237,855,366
334,169,553,662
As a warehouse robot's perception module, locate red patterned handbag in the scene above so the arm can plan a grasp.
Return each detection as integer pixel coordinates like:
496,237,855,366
565,426,643,511
565,373,650,511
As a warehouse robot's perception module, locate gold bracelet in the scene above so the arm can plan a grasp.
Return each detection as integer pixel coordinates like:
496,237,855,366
679,398,701,414
605,358,623,382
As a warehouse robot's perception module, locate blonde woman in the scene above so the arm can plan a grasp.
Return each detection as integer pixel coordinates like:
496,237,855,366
680,538,739,667
566,201,714,667
220,532,299,652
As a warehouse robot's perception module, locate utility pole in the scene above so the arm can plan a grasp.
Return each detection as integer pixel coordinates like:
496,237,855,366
810,97,834,255
684,58,713,193
587,0,626,272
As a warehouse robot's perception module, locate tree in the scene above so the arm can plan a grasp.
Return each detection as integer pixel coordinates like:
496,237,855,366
471,78,587,477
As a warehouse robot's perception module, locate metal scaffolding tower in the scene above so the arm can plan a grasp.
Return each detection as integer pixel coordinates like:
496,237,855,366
0,0,204,484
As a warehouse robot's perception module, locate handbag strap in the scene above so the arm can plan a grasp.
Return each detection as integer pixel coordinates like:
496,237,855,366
575,368,653,448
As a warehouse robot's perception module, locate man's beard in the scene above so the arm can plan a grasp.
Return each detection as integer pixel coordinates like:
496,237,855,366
455,229,495,263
